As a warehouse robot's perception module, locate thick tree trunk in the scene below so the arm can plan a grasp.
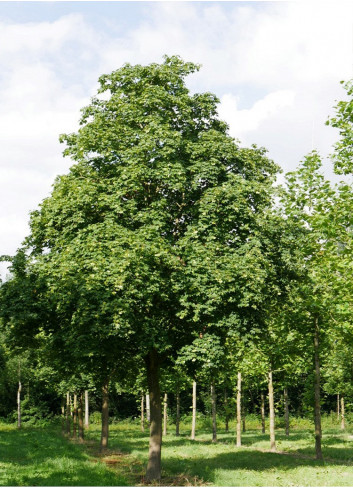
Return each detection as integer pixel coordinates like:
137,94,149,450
17,381,22,429
268,370,276,452
145,349,162,482
100,381,109,450
236,372,241,447
261,392,266,434
176,384,180,436
163,393,168,436
141,393,145,432
191,380,197,440
284,387,289,436
73,393,77,438
146,394,151,425
314,316,323,460
66,392,71,435
84,390,89,429
211,381,217,443
224,388,229,433
78,393,84,442
341,396,345,430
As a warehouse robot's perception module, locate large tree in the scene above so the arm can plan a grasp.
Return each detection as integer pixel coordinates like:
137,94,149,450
22,56,282,480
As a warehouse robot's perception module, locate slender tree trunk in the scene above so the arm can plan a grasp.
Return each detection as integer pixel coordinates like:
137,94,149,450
17,381,22,429
100,381,109,450
211,381,217,443
242,409,246,433
146,393,151,425
314,316,323,460
284,387,289,436
61,398,65,434
341,396,345,430
163,393,168,436
337,394,340,422
176,384,180,436
236,372,241,447
66,392,71,435
78,393,84,442
84,390,89,429
145,349,162,482
268,370,276,452
141,393,145,432
261,392,266,434
191,380,197,440
73,393,78,438
224,388,229,433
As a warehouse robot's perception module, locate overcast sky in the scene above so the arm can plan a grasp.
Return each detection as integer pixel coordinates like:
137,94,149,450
1,0,353,280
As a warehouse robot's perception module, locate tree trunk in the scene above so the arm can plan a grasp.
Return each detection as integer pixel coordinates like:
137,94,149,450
224,388,229,433
261,392,266,434
191,380,197,440
73,393,77,438
146,393,151,425
17,381,22,429
242,411,246,433
100,381,109,450
268,370,276,452
337,394,340,422
341,396,345,430
314,316,323,460
176,384,180,436
66,392,71,435
78,393,84,442
145,348,162,482
284,387,289,436
141,393,145,432
211,381,217,443
236,372,241,447
84,390,89,429
163,392,168,436
61,398,65,434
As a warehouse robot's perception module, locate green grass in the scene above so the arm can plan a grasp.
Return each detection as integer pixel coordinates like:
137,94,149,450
2,418,353,486
0,422,128,486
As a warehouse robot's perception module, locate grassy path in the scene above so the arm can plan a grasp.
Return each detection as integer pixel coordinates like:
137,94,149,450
2,421,353,486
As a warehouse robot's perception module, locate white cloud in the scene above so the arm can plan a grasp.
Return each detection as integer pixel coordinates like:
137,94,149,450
218,90,296,140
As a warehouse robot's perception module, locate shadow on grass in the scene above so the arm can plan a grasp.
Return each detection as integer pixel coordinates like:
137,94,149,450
0,426,128,486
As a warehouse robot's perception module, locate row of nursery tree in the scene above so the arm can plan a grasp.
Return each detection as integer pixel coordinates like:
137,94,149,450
1,56,353,481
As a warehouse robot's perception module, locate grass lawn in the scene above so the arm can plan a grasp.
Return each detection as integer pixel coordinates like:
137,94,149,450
1,418,353,486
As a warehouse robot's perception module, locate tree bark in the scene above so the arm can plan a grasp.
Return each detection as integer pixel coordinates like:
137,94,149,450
73,393,78,438
236,372,241,447
141,393,145,432
211,381,217,443
17,381,22,429
337,393,340,422
224,388,229,433
191,380,197,440
341,396,345,430
163,392,168,436
66,392,71,435
242,410,246,433
176,384,180,436
78,393,84,442
284,387,289,436
61,398,65,434
268,370,276,452
146,393,151,425
145,348,162,482
84,390,89,429
314,316,323,460
261,392,266,434
100,381,109,450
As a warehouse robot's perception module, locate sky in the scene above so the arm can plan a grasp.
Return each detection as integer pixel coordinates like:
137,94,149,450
1,0,353,280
